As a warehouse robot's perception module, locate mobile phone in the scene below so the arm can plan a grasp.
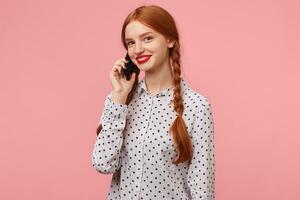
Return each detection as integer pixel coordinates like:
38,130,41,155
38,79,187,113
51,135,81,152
121,53,140,81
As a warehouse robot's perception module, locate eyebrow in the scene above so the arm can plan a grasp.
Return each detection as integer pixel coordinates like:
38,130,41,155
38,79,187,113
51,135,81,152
125,32,154,41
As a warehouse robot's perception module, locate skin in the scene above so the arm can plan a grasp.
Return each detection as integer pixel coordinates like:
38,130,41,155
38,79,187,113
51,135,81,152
110,20,175,104
125,20,175,95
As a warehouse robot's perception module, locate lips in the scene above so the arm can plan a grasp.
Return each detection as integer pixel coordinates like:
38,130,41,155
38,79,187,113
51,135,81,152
136,55,151,64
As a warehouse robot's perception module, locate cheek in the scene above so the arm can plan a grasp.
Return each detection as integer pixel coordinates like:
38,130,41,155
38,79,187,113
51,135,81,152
153,46,169,60
150,41,164,50
149,43,165,54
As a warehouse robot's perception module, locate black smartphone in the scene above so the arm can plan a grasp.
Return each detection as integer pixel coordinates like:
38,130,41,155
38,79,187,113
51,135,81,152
121,53,140,81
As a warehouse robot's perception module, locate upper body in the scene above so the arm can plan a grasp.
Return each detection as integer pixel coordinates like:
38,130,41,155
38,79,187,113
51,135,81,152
92,77,215,200
93,5,216,199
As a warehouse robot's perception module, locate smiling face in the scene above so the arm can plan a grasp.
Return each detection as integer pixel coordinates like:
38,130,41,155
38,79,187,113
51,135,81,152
125,20,175,73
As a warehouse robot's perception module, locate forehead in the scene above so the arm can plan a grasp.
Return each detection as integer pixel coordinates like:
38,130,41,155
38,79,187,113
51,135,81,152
125,21,158,39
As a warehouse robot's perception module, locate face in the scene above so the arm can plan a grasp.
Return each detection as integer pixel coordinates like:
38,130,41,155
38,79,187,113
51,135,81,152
125,20,175,72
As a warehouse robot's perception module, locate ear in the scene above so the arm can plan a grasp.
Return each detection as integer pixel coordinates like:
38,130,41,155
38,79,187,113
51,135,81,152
167,39,175,48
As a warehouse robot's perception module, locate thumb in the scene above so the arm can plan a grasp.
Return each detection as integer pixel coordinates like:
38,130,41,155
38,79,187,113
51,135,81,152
130,72,136,82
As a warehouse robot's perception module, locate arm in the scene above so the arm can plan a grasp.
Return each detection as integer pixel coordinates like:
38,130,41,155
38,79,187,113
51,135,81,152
92,92,128,174
187,100,216,200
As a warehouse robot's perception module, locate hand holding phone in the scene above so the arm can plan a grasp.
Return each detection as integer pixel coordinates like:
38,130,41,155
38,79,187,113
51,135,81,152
109,53,139,100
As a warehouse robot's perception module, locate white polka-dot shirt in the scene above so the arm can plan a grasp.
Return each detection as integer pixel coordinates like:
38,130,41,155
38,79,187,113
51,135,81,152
92,77,215,200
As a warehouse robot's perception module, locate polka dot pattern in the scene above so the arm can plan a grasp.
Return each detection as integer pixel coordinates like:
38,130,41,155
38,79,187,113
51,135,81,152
92,78,215,199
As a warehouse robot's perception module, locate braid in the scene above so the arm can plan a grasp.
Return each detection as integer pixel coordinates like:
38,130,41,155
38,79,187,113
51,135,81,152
171,43,184,115
169,42,193,165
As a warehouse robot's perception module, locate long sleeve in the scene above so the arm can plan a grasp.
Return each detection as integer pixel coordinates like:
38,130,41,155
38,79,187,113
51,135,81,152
92,92,128,174
187,100,216,200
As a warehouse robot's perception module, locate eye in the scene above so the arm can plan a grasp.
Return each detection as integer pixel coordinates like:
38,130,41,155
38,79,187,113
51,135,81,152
144,36,153,41
126,36,153,46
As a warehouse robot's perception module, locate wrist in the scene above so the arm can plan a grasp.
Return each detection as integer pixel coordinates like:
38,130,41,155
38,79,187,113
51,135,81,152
111,91,128,105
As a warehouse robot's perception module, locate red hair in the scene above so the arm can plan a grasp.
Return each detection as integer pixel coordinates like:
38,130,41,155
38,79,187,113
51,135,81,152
97,5,192,165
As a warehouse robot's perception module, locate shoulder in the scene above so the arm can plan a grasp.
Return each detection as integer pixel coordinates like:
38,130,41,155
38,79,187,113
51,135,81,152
183,89,212,121
182,79,212,111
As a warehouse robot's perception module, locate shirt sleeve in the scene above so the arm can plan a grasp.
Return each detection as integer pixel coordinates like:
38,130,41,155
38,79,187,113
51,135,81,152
187,100,216,200
92,92,128,174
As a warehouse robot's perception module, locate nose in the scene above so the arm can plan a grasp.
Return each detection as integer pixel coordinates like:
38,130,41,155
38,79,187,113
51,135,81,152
134,42,144,56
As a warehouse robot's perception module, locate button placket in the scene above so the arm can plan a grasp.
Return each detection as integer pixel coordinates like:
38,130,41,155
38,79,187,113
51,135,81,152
135,95,154,199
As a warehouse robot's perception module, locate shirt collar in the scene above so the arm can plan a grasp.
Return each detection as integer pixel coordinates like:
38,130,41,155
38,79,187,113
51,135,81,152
135,77,190,105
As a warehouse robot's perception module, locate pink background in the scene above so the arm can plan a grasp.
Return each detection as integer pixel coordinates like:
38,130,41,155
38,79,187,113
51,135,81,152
0,1,299,199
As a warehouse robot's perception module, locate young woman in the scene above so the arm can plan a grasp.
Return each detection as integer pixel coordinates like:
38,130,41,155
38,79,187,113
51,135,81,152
92,5,215,200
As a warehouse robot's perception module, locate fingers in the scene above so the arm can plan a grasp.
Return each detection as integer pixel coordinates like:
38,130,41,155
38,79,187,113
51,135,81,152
113,65,123,76
112,66,120,76
114,59,127,70
120,57,129,63
130,72,136,81
117,58,129,66
111,57,130,79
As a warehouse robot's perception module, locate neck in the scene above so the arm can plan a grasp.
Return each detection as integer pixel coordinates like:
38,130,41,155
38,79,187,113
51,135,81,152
144,58,174,96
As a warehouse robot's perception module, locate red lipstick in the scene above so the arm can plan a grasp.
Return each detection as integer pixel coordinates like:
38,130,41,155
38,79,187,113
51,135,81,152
136,55,151,64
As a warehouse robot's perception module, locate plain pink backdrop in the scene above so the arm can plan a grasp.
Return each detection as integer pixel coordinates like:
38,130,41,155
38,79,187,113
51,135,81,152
0,0,299,199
